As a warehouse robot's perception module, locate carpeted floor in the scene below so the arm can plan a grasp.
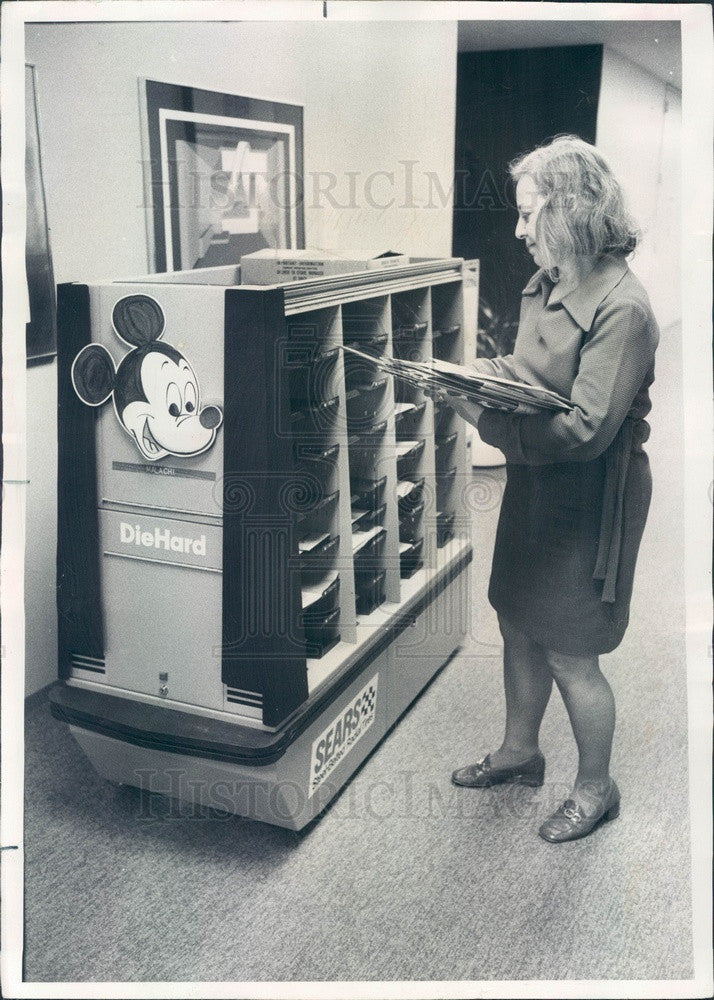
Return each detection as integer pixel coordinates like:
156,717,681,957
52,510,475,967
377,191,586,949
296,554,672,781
22,323,694,983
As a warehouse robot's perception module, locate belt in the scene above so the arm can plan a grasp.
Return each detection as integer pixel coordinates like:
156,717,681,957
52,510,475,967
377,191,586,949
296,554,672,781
593,415,649,604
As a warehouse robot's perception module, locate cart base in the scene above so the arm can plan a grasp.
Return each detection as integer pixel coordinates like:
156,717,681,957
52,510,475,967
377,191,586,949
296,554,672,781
66,561,471,830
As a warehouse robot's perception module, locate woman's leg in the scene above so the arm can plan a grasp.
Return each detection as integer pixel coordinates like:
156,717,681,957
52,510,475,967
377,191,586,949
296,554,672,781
488,615,553,768
543,648,616,808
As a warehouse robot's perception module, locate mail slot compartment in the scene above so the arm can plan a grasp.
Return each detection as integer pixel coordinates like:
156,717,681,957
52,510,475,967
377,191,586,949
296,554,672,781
399,499,425,544
355,568,387,616
353,526,387,580
395,399,427,432
299,534,341,582
301,574,340,619
345,377,389,424
399,537,424,578
434,431,458,463
397,476,425,513
352,501,387,531
433,402,455,436
392,321,428,343
288,346,340,408
396,439,425,475
351,474,387,510
290,395,340,437
303,608,341,659
294,442,340,495
436,466,457,507
437,510,456,547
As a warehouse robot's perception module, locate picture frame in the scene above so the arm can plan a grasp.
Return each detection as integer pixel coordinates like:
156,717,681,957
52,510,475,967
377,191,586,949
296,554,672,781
25,62,57,365
140,78,304,272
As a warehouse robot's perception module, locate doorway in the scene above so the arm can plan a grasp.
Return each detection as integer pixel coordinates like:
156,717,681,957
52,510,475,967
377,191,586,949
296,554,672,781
453,45,603,356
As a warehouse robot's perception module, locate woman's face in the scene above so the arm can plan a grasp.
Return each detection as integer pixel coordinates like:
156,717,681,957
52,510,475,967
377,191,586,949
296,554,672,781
515,175,547,267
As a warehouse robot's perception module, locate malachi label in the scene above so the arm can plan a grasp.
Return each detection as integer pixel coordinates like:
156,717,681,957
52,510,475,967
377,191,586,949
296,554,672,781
308,674,379,798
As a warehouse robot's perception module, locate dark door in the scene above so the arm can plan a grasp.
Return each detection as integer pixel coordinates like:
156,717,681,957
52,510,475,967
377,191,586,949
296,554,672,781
453,45,603,356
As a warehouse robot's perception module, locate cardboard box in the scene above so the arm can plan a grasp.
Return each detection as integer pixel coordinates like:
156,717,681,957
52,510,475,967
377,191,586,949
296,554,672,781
240,248,410,284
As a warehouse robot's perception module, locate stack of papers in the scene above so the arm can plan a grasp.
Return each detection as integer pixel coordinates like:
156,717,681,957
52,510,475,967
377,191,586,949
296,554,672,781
341,345,573,413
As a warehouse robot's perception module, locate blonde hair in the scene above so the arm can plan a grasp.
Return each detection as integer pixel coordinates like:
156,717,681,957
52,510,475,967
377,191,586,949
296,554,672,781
510,135,639,272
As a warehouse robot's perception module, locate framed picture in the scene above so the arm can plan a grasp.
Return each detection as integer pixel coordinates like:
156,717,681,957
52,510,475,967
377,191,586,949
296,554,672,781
25,63,57,365
141,78,304,272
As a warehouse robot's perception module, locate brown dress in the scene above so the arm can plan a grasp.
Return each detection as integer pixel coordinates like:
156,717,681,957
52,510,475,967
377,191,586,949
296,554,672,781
475,254,659,655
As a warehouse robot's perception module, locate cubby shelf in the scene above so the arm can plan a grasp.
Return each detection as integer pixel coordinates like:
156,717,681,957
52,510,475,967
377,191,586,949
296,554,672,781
54,258,473,735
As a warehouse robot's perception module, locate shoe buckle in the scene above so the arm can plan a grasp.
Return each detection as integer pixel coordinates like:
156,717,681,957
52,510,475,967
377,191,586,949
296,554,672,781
563,805,581,822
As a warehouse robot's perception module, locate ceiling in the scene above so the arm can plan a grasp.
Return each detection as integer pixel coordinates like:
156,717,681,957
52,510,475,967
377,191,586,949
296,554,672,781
457,20,682,91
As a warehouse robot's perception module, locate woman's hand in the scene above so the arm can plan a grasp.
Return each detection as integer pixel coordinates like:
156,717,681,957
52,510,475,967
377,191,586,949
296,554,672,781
425,385,484,427
423,386,447,404
512,401,542,416
445,394,485,427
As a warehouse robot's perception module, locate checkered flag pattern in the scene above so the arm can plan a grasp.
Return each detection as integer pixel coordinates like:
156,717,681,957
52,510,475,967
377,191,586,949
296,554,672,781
361,686,376,717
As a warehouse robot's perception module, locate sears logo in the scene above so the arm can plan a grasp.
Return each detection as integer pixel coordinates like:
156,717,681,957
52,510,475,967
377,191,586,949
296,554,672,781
120,521,206,557
308,674,379,797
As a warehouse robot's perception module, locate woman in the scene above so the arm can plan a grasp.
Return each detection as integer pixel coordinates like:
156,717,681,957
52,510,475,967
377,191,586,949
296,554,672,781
440,136,659,843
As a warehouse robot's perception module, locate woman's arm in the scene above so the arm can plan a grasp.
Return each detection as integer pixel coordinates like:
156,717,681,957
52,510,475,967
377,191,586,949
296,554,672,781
475,298,658,465
471,353,532,382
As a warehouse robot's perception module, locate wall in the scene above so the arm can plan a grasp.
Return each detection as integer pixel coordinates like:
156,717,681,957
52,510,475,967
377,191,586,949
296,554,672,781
597,47,681,330
24,19,458,695
25,362,57,697
596,46,683,482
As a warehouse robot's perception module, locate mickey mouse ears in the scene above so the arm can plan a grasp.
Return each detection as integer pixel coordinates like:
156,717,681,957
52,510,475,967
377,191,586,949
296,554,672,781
112,294,165,347
72,343,116,406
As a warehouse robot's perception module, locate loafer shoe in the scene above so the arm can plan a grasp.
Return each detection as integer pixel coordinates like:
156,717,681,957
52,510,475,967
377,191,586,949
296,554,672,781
538,780,620,843
451,751,545,788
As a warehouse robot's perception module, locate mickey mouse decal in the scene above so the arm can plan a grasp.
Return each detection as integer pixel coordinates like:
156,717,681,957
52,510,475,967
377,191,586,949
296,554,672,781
72,294,223,462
